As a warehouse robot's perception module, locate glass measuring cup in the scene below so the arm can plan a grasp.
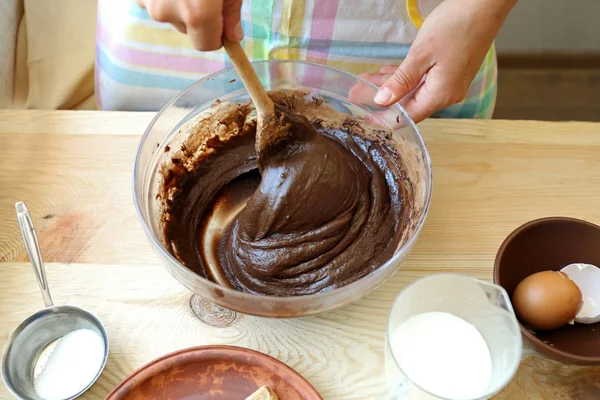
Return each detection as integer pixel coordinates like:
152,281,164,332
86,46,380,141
384,274,522,400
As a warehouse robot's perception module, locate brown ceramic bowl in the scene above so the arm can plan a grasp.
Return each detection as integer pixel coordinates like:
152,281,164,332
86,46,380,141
105,345,322,400
494,217,600,365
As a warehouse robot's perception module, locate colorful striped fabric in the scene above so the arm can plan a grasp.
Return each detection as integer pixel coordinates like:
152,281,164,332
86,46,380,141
96,0,496,118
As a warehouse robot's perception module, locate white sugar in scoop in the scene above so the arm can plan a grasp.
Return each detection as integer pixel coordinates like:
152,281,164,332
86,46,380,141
34,329,106,400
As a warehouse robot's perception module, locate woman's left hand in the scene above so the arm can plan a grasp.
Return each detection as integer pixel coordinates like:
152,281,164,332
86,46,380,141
369,0,517,123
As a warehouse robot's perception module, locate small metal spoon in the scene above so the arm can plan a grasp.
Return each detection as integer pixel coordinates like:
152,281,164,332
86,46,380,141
1,202,109,400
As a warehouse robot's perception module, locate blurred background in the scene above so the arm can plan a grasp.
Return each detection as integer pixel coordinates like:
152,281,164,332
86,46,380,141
494,0,600,121
1,0,598,121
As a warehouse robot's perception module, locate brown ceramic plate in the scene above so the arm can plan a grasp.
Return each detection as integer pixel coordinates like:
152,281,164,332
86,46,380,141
105,345,322,400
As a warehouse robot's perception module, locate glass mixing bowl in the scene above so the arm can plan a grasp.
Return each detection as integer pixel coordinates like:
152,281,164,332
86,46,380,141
133,61,432,318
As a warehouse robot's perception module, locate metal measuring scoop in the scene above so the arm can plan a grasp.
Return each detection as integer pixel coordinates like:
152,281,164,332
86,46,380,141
1,202,109,400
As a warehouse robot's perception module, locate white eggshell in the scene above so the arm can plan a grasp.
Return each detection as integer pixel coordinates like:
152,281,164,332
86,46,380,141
560,263,600,324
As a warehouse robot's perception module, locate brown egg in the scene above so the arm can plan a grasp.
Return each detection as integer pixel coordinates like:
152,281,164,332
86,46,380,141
512,271,582,330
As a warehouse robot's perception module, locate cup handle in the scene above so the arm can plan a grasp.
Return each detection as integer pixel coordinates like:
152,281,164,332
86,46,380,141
15,202,54,308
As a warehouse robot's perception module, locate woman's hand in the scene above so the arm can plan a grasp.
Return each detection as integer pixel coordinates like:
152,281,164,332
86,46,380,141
371,0,516,122
136,0,243,50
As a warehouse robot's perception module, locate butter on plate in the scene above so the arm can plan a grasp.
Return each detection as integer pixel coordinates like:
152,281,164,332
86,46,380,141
245,386,279,400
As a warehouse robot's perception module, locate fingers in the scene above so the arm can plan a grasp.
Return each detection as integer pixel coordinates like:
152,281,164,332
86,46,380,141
171,21,188,34
143,0,188,33
360,72,392,87
365,65,468,123
401,71,467,123
180,0,224,50
355,68,464,124
372,55,469,122
139,0,241,51
347,74,378,106
142,0,180,23
378,65,398,75
222,0,244,41
374,48,431,107
401,90,445,124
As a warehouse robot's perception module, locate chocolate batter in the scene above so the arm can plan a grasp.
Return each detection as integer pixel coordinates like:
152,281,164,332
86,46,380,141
159,91,412,296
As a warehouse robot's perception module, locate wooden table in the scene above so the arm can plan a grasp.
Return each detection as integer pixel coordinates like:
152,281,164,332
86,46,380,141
1,110,599,399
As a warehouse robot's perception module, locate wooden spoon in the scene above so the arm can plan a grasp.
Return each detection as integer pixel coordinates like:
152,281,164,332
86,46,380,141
223,40,278,154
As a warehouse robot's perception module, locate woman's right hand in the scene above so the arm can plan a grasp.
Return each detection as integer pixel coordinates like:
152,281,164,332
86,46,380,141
136,0,243,51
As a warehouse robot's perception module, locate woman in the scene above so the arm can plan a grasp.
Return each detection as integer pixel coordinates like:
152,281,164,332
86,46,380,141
96,0,516,120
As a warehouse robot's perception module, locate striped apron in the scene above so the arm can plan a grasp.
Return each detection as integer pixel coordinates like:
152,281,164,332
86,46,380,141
96,0,496,117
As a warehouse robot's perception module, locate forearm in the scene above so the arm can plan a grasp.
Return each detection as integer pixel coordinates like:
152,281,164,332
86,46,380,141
466,0,518,38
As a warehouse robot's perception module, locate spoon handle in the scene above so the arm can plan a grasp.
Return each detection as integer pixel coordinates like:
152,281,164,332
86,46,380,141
223,39,275,120
15,202,54,308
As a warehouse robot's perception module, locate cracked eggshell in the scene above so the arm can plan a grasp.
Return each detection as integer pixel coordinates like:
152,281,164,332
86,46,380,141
560,263,600,324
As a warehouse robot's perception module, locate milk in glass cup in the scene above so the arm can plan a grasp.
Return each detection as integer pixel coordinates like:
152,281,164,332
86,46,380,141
384,274,522,400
